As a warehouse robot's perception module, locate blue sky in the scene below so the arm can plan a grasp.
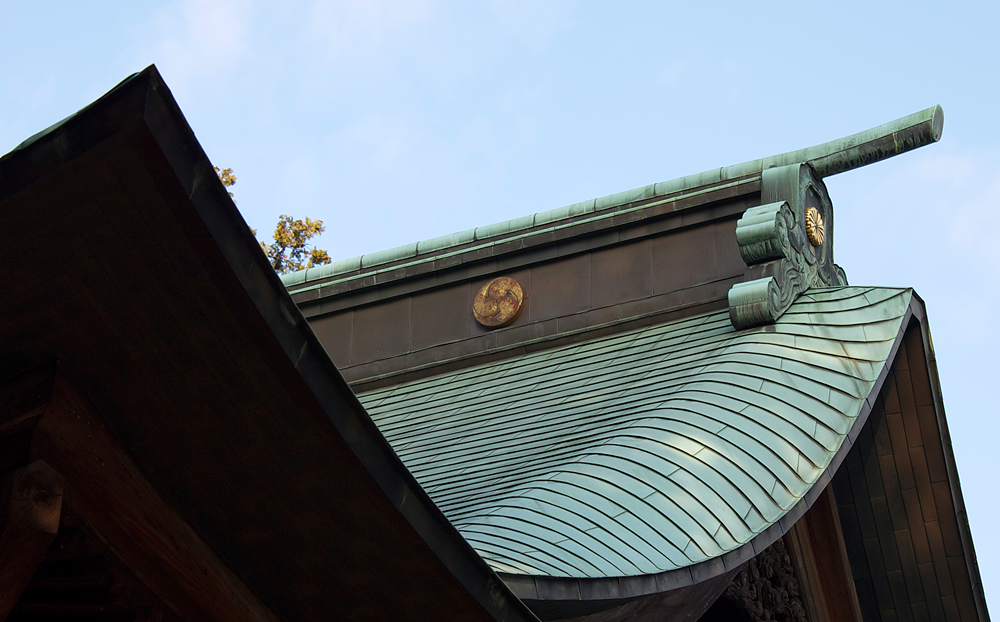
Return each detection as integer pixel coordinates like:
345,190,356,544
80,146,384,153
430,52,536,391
3,0,997,609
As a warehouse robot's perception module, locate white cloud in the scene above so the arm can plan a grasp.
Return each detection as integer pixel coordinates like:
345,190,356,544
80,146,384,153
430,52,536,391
833,144,1000,272
828,144,1000,583
328,111,416,175
658,60,686,87
143,0,255,92
301,0,438,67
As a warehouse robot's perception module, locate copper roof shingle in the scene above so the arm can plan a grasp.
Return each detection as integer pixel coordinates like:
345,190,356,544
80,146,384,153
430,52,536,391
360,287,911,580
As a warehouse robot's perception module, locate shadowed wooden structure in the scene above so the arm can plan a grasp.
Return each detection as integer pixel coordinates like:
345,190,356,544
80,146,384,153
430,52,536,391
0,67,538,622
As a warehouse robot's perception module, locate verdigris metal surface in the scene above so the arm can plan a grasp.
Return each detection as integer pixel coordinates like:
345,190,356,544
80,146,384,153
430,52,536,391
282,106,940,292
359,287,911,579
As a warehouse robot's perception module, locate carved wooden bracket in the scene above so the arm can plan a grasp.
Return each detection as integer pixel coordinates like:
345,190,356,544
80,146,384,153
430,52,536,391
720,537,810,622
0,364,280,622
0,460,63,620
729,164,848,330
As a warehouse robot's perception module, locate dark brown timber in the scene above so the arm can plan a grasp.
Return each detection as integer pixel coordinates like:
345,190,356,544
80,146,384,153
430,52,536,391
0,66,538,621
785,485,864,622
0,461,63,620
30,371,280,622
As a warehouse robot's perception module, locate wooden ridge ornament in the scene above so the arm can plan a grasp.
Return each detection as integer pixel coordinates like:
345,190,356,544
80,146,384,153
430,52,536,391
473,277,524,328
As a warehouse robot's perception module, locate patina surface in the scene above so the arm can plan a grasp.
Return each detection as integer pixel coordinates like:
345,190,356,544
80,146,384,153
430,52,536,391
360,287,911,581
281,106,942,293
729,164,848,330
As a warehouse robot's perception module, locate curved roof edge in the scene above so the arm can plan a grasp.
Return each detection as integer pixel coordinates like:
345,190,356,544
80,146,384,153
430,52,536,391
0,65,540,622
132,66,541,622
280,105,941,290
497,297,920,604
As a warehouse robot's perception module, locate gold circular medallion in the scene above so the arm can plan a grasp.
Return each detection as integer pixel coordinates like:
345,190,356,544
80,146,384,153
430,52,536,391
473,277,524,328
805,206,825,246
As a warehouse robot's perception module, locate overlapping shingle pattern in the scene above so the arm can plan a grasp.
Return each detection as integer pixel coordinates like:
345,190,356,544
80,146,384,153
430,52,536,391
360,287,911,578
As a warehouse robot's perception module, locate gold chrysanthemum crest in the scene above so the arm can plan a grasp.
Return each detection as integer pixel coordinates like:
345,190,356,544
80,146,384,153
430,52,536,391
805,207,825,246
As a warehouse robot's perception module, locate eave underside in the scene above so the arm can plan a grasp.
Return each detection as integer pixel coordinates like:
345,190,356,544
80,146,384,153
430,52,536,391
833,322,986,622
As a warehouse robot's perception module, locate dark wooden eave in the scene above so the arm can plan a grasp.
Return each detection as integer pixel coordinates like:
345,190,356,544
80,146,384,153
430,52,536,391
831,311,989,622
0,66,539,622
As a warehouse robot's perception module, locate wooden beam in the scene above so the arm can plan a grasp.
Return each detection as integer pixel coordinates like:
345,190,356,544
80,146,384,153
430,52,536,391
0,363,55,476
785,484,864,622
0,364,279,621
29,371,281,622
0,460,63,620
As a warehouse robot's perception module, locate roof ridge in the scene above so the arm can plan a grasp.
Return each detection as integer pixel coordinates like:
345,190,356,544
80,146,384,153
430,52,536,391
281,106,942,290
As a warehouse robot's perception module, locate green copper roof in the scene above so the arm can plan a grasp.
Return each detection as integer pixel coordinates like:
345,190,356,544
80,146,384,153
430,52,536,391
282,106,941,291
358,287,912,579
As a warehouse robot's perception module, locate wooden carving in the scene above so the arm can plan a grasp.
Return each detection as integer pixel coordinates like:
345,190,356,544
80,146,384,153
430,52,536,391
719,538,809,622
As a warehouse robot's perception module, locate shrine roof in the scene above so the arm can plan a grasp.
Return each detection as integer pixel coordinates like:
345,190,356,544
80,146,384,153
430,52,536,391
359,286,914,590
2,64,988,622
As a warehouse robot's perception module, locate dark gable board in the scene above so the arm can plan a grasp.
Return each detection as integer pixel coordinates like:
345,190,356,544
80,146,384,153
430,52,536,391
0,66,539,622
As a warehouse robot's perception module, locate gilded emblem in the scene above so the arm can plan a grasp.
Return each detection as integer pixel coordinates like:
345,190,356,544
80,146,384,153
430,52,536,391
473,277,523,328
805,207,825,246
